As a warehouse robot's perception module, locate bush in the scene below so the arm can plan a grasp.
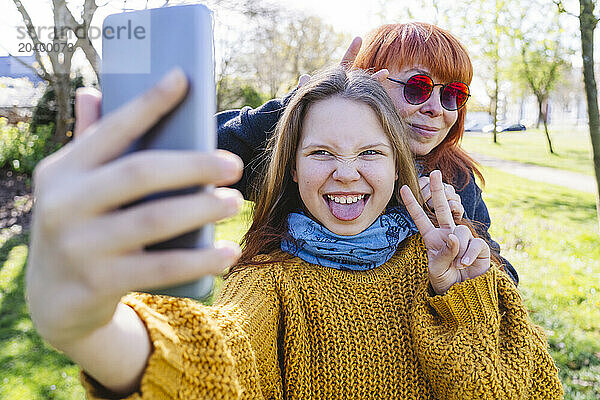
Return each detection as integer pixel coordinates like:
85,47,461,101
30,75,85,136
0,118,58,175
237,84,267,109
217,77,268,111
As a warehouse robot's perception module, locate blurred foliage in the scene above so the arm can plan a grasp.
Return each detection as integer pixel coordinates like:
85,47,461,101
30,76,84,138
0,118,58,175
217,77,269,111
216,11,349,108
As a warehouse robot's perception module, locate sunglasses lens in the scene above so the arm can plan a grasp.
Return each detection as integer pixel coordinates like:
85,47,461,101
441,82,469,111
404,75,433,105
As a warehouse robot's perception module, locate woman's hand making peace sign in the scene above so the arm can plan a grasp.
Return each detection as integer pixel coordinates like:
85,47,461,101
400,171,491,295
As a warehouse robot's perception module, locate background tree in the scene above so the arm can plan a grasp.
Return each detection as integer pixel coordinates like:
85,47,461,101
509,7,571,154
555,0,600,227
579,0,600,227
518,40,569,154
224,11,348,100
481,0,512,143
9,0,101,144
455,0,519,143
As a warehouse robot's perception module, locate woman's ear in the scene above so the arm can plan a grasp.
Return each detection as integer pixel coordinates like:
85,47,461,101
292,167,298,183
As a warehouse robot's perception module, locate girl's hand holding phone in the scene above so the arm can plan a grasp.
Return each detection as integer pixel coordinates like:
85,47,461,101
26,68,243,351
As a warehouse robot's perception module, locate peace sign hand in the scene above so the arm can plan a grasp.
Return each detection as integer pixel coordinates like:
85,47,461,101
400,171,491,295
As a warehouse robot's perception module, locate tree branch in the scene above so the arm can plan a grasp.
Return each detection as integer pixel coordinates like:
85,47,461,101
75,37,100,78
6,52,51,82
54,0,80,30
552,0,579,18
553,0,579,18
82,0,98,23
78,0,101,79
555,0,600,23
11,0,52,79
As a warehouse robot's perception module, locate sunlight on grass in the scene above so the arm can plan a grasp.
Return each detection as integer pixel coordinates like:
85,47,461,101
0,233,86,400
0,244,27,306
215,200,253,243
480,167,600,399
462,128,594,176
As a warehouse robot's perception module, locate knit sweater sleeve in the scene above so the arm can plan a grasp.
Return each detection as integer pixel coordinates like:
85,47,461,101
79,267,282,400
410,265,563,399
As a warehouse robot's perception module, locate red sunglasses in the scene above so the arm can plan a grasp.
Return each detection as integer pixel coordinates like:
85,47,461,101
387,74,471,111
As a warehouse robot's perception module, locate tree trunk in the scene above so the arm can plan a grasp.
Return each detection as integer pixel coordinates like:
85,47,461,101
543,121,554,154
519,97,525,122
579,0,600,229
538,99,543,129
53,74,73,145
50,0,76,144
492,74,499,143
538,96,554,154
492,1,499,144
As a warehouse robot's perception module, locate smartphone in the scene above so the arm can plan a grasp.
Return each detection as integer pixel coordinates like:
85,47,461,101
101,4,216,299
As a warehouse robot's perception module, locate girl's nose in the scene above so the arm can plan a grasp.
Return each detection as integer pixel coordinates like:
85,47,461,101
332,159,361,182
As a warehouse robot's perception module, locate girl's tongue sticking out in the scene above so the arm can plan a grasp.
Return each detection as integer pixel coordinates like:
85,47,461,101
326,195,367,221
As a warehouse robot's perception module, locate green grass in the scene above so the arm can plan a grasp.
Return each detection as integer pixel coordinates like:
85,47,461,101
461,128,595,176
0,232,86,399
480,167,600,399
1,177,598,398
0,209,252,400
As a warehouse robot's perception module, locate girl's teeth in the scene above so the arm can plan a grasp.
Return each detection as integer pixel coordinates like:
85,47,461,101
327,194,365,204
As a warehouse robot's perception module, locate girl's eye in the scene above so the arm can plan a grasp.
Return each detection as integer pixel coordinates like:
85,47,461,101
310,150,333,156
360,150,382,156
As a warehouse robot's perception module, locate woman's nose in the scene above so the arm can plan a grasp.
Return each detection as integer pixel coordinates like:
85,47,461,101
420,86,444,117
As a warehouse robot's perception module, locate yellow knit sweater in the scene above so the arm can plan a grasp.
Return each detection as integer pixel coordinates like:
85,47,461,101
80,235,563,399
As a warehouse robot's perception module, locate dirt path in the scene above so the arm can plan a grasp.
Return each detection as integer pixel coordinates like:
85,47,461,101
471,153,597,194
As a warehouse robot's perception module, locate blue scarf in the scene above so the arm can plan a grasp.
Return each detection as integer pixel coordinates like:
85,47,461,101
281,206,418,271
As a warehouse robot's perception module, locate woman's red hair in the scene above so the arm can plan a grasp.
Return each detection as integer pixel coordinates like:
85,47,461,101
353,22,484,187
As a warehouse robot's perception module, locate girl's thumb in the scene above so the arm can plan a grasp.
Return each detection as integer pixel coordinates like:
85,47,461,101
74,87,102,139
441,234,460,262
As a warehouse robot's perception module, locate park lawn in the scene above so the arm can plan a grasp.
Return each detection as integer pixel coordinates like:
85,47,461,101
0,207,253,400
461,128,595,177
479,167,600,399
1,169,599,399
0,232,88,399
